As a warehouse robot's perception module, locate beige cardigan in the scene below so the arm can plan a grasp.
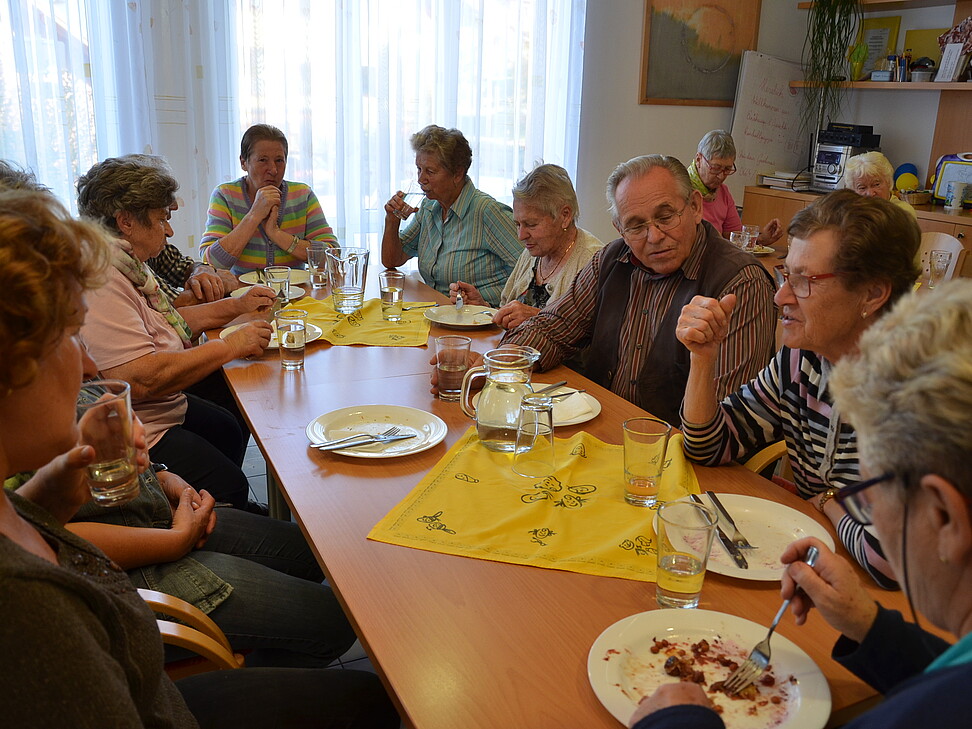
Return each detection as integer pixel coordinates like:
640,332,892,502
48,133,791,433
498,227,604,307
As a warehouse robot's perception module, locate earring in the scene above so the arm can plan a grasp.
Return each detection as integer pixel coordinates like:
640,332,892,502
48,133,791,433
861,310,868,319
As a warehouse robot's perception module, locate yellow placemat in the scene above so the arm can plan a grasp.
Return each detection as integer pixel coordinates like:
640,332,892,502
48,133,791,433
369,428,700,581
288,297,433,346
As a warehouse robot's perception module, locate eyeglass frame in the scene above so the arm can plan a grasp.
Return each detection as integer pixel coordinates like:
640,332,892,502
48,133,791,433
833,472,895,525
619,201,690,243
700,154,736,176
773,265,841,298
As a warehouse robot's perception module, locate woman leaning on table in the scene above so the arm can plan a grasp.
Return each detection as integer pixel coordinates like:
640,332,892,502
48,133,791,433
632,280,972,729
675,190,920,588
449,163,604,330
381,124,523,307
0,189,398,729
199,123,338,275
76,156,273,510
691,129,783,247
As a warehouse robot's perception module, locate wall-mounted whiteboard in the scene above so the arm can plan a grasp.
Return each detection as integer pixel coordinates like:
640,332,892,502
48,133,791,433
728,51,810,203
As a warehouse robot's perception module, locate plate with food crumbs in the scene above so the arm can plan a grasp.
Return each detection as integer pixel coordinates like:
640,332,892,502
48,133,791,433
588,609,830,729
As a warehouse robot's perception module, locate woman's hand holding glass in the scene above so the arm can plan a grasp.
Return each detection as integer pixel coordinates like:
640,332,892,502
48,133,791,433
385,190,420,221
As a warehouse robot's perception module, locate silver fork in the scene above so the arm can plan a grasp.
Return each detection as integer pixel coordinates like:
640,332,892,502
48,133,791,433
722,546,819,695
312,426,398,449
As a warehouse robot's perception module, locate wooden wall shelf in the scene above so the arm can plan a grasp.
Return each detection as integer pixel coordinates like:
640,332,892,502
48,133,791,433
790,80,972,90
797,1,953,9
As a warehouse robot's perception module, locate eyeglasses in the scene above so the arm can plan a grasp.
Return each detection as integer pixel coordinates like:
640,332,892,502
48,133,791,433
833,472,895,525
620,203,688,243
701,155,736,176
773,265,840,298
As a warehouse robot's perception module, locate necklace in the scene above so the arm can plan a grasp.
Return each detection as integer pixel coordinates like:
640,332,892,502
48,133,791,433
537,231,577,284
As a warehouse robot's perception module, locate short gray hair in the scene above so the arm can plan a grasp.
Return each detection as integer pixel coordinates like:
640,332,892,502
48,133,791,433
410,125,472,176
76,157,179,234
831,280,972,500
606,155,692,224
843,151,893,189
697,130,736,161
512,163,579,222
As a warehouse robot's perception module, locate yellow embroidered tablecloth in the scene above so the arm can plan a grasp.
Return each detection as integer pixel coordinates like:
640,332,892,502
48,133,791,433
369,428,700,581
288,297,434,346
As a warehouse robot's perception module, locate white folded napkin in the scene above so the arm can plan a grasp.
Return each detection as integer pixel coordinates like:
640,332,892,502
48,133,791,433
552,392,592,423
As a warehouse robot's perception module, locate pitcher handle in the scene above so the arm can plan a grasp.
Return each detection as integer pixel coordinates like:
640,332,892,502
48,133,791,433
459,365,487,420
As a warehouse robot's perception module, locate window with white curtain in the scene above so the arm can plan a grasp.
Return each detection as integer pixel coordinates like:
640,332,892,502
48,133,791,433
1,0,586,259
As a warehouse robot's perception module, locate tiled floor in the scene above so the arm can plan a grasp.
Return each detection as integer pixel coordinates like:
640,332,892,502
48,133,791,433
242,437,378,674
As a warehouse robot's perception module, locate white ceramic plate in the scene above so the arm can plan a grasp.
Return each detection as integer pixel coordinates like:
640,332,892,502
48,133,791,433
220,322,323,350
240,269,311,286
424,305,498,328
588,609,830,729
231,283,305,300
656,494,836,581
305,405,448,459
750,246,777,257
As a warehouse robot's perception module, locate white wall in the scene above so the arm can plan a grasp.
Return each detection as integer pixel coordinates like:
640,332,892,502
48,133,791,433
575,1,952,242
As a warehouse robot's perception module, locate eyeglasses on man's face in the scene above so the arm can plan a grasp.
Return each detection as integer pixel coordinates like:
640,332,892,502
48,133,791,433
833,472,895,525
701,154,736,176
620,202,688,243
773,265,840,298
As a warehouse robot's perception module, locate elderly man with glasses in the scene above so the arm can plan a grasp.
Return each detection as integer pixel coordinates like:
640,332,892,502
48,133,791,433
498,154,776,426
690,129,783,247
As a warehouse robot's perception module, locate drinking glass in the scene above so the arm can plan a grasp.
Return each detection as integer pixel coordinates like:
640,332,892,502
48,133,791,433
77,379,139,506
264,266,292,301
656,500,718,609
512,394,555,478
306,243,328,290
379,270,405,322
394,183,426,220
622,417,672,507
275,309,307,370
928,249,952,289
325,248,369,314
435,335,471,401
729,231,749,249
742,224,761,249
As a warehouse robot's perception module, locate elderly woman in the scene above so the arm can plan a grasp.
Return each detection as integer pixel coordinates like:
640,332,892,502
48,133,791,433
448,163,604,330
632,281,972,729
200,124,338,275
844,151,917,220
691,130,783,247
0,189,399,728
77,156,273,510
381,124,523,307
676,190,920,587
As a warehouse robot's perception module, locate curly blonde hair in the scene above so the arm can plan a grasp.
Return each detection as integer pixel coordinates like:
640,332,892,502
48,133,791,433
0,190,110,392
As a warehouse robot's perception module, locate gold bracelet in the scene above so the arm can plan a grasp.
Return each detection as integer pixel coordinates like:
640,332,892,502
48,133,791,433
287,234,300,254
817,486,839,512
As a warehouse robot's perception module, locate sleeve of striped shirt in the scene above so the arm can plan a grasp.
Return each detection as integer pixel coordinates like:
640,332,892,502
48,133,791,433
713,264,777,400
481,202,522,270
837,516,900,590
502,251,602,371
301,188,339,247
681,352,785,466
199,187,236,270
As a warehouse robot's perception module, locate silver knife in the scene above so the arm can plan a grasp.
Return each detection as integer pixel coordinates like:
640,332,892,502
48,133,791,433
315,434,416,451
706,490,755,549
691,494,748,569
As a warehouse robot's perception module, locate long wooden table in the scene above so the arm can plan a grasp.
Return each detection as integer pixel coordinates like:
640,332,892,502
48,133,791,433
220,271,919,729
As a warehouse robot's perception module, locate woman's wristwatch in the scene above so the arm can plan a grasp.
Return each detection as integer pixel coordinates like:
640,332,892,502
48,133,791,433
817,486,839,512
286,234,301,254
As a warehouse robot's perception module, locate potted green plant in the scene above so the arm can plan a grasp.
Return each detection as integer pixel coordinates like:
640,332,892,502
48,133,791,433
801,0,863,134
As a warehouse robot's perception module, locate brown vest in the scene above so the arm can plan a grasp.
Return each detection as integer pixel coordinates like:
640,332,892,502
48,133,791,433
583,222,771,424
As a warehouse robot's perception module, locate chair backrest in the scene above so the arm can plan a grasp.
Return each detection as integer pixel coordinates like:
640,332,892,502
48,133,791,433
918,232,967,283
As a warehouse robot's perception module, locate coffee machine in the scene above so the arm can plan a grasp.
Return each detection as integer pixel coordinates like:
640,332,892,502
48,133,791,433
811,123,881,192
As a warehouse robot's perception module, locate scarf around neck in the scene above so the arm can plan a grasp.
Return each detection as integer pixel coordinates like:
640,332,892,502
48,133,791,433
687,159,717,202
110,238,193,345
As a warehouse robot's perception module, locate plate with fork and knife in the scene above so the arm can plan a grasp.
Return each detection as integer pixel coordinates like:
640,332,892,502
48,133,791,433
306,405,447,458
655,493,835,581
588,608,830,729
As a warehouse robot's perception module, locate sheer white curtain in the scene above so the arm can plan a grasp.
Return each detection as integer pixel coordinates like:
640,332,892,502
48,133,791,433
1,0,586,258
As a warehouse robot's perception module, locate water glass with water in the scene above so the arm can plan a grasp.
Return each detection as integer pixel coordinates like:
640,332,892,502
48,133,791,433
656,500,717,609
742,224,761,249
326,248,369,314
379,270,405,322
264,265,291,301
77,379,140,506
435,335,471,401
512,394,555,478
275,308,307,370
928,249,952,289
306,243,328,290
622,417,671,507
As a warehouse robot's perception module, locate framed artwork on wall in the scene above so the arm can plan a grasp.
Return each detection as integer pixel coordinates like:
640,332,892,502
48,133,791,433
640,0,762,106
